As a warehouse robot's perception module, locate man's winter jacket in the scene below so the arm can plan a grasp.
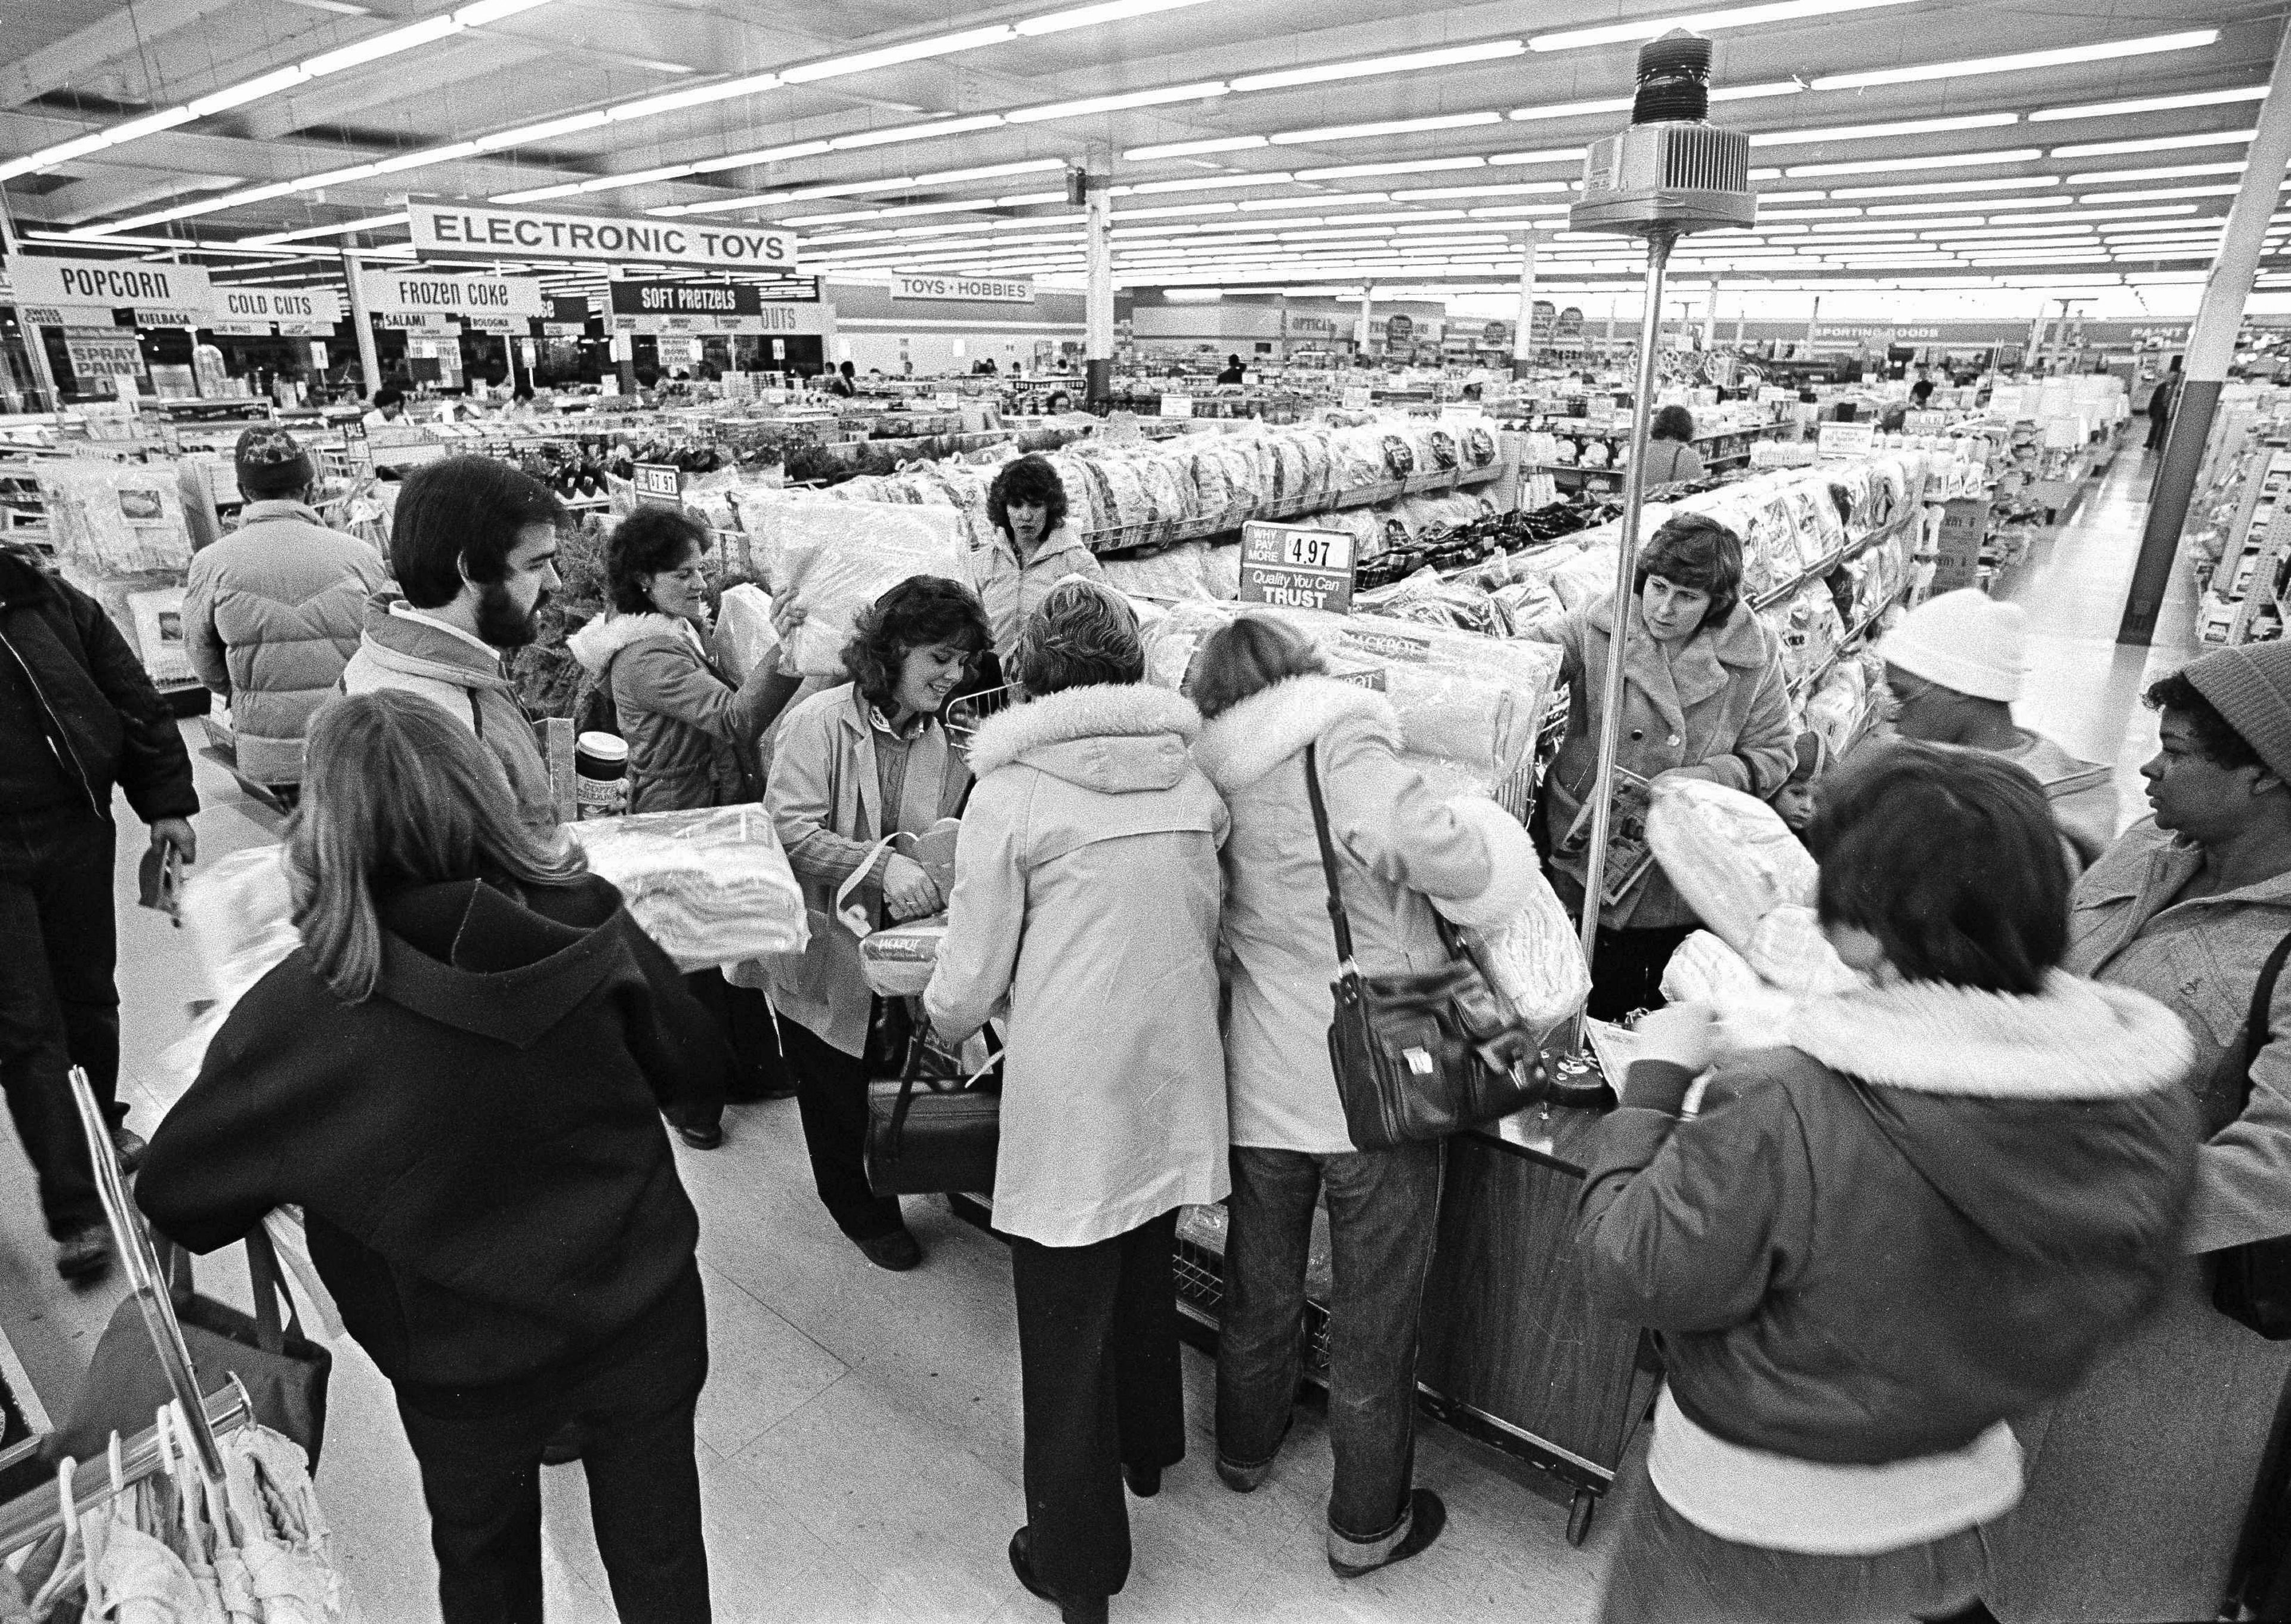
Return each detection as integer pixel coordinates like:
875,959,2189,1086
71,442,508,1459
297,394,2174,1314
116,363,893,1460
0,547,197,823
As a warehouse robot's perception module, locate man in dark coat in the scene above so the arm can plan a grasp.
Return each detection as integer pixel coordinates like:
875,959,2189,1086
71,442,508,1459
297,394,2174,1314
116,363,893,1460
0,544,198,1280
2147,355,2182,452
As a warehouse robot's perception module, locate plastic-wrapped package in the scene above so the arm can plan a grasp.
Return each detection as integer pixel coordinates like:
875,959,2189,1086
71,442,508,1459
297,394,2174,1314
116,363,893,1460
569,805,808,972
714,582,779,675
158,844,301,1086
1545,545,1619,612
1467,859,1591,1035
1493,577,1566,634
1802,661,1866,752
36,461,194,576
1101,542,1216,600
1745,904,1861,995
1659,930,1796,1052
1646,776,1820,956
859,918,946,996
1202,544,1241,600
751,499,966,675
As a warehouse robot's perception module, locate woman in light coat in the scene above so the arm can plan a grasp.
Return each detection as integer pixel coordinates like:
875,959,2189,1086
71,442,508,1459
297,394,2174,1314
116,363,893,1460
1188,615,1543,1581
926,580,1228,1624
1523,512,1795,1017
1987,650,2291,1624
765,576,991,1270
965,453,1106,667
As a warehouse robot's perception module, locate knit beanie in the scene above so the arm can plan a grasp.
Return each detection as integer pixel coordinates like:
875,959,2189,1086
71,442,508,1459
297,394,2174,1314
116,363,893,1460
2184,641,2291,785
233,425,313,498
1881,588,2028,703
1784,728,1827,789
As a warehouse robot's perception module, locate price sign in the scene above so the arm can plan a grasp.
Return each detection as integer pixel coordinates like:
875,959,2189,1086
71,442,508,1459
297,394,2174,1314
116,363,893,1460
1160,393,1195,418
1817,421,1876,459
934,392,962,410
1238,521,1355,614
633,462,682,505
341,416,372,468
1341,386,1373,410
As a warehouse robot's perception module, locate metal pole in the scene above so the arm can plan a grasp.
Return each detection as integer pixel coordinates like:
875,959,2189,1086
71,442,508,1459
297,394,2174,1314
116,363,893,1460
1702,282,1718,350
341,249,382,402
1805,294,1820,355
1576,229,1676,1014
2026,305,2049,376
1357,286,1373,362
1084,172,1114,407
0,195,64,414
1511,231,1537,381
2122,11,2291,643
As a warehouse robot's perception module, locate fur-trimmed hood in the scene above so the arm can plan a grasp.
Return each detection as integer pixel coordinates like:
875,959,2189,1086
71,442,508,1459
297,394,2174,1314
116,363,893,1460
1191,675,1398,795
566,610,703,675
967,681,1203,794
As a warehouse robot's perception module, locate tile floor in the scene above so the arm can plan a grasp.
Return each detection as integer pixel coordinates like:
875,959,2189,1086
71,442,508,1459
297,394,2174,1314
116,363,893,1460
0,442,2207,1622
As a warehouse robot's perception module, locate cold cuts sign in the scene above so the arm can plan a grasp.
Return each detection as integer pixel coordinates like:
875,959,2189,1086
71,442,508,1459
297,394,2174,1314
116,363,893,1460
408,200,799,272
215,286,342,335
360,269,545,319
890,274,1035,304
14,257,214,313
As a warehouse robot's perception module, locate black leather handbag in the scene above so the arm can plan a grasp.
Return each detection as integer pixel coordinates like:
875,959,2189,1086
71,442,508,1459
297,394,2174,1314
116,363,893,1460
864,1033,1001,1197
2213,933,2291,1339
1303,743,1546,1151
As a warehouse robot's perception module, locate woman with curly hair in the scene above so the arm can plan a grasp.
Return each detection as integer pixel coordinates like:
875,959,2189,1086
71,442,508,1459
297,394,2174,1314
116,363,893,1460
763,575,992,1270
1639,404,1705,486
968,453,1106,666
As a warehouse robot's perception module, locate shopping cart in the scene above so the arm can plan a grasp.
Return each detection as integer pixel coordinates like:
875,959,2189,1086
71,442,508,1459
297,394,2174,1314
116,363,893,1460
944,683,1015,747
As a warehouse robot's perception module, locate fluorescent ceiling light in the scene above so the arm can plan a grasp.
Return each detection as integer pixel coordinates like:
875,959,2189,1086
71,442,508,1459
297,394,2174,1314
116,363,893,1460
607,74,781,122
1748,113,2018,147
1830,175,2060,198
2029,85,2265,122
1116,202,1242,220
1123,135,1267,160
1785,148,2040,178
2068,162,2246,185
473,110,609,150
1015,0,1216,35
1490,147,1588,166
372,140,479,173
2051,129,2255,159
1229,40,1524,94
106,108,200,143
1712,81,1812,102
301,15,459,76
240,211,410,245
1532,0,1913,51
780,24,1015,83
1393,182,1570,200
1860,211,1989,226
921,158,1068,185
830,114,1006,149
1759,190,1826,202
1129,172,1295,193
1269,112,1502,145
1758,206,1862,220
2081,186,2242,205
493,183,584,203
1509,97,1631,122
1010,82,1228,122
1811,29,2218,91
578,163,696,192
1295,157,1485,181
1242,190,1384,209
452,0,555,23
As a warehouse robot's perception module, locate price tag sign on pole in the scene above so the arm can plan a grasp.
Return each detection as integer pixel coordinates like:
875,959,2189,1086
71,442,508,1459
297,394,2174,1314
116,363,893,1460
1816,421,1876,459
341,416,372,470
933,392,961,410
1341,386,1373,410
1160,393,1194,418
633,462,682,506
1238,521,1356,614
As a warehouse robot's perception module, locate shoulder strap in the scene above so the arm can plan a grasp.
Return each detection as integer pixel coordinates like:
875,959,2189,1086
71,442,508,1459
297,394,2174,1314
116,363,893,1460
2240,933,2291,1109
1302,742,1356,968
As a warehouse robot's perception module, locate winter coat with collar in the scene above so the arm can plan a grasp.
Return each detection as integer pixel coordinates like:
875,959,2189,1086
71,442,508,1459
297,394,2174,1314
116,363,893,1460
183,501,388,787
136,872,727,1407
1577,974,2196,1468
339,596,556,829
0,547,197,825
1522,591,1796,929
566,610,776,813
761,682,972,1056
925,683,1231,1248
964,524,1106,664
1193,675,1545,1154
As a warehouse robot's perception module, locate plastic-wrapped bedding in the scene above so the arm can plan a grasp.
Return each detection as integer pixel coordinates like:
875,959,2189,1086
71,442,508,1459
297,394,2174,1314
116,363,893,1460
860,919,946,996
1468,860,1591,1035
1045,453,1103,536
570,805,808,972
1137,454,1197,524
1188,445,1236,514
1202,544,1242,599
1644,776,1818,957
752,499,966,675
1101,542,1217,601
1545,544,1620,612
713,583,780,675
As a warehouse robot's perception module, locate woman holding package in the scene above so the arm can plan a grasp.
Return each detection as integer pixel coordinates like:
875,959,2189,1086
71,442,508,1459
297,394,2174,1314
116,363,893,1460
1580,740,2197,1624
1189,614,1543,1579
926,581,1228,1624
967,453,1106,666
1985,644,2291,1624
139,691,728,1624
571,504,802,1143
1523,512,1795,1018
765,575,992,1271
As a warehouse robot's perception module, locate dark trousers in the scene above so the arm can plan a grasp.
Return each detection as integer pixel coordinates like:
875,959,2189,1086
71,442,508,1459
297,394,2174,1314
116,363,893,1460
676,970,791,1128
778,1014,903,1240
1215,1143,1442,1556
0,811,121,1239
2146,411,2171,450
1008,1209,1186,1600
1585,923,1696,1022
394,1269,712,1624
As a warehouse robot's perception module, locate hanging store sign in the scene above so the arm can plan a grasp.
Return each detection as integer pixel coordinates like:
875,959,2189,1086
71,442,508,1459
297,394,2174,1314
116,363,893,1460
889,274,1033,304
215,286,341,328
609,280,764,319
63,329,146,379
131,307,209,331
13,257,214,313
407,199,799,271
461,313,523,333
360,268,545,318
1385,314,1415,345
1239,521,1355,615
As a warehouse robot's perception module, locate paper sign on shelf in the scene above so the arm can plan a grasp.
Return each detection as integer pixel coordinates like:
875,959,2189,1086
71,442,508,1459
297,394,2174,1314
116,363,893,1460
1160,393,1195,418
1817,421,1877,458
1341,387,1373,410
933,392,961,410
632,463,681,505
1238,521,1354,615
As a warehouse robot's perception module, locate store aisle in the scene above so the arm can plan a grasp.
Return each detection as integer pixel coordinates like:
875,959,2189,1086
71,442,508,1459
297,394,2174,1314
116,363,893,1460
1994,445,2204,832
0,738,1616,1623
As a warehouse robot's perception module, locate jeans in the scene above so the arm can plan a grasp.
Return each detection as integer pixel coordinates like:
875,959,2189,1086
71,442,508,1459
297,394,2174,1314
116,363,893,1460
0,810,122,1239
1008,1209,1186,1600
778,1014,904,1240
1215,1142,1443,1563
394,1267,712,1624
1599,1475,1996,1624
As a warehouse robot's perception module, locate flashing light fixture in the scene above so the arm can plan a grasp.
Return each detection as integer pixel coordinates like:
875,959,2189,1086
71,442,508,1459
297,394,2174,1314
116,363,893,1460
1532,0,1913,51
1811,30,2218,91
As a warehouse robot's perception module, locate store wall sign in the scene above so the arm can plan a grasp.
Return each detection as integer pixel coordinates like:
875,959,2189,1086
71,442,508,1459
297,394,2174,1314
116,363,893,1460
361,268,545,318
217,286,341,325
609,280,764,318
14,257,213,312
408,200,799,271
1239,521,1354,615
64,331,146,379
890,274,1034,304
1385,314,1415,344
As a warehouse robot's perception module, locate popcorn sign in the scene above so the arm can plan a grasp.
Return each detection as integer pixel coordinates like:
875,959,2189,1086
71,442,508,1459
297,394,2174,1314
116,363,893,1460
1239,521,1354,615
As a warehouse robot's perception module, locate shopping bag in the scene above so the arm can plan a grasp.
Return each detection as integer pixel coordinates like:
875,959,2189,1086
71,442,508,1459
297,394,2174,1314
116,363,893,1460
864,1035,1001,1197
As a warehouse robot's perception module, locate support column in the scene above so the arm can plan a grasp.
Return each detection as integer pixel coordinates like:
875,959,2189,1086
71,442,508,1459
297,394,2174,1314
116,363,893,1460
1084,171,1114,407
2026,305,2050,375
1511,230,1538,380
341,250,382,402
0,196,63,413
1357,287,1374,362
1804,294,1820,354
2121,11,2291,644
1702,282,1719,350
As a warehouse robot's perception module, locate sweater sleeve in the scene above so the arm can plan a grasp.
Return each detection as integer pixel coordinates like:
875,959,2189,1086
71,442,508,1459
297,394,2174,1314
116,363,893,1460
616,639,783,746
182,550,229,695
135,1023,285,1254
1317,718,1493,903
612,913,735,1113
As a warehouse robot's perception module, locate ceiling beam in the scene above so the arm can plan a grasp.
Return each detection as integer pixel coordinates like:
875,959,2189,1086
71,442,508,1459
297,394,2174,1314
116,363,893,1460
1,0,265,111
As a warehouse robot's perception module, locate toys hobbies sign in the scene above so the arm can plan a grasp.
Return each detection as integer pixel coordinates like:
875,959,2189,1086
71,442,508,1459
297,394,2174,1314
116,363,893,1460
890,274,1035,304
1239,521,1354,615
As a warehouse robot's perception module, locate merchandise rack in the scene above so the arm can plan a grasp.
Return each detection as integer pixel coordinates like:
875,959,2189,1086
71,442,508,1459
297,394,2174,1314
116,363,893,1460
1080,461,1501,556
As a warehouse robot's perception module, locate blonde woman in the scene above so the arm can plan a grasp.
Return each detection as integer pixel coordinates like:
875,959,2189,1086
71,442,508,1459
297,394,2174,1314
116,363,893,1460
138,690,728,1624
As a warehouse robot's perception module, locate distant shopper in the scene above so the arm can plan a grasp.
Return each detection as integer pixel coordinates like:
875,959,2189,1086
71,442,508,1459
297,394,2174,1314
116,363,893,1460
0,544,199,1282
1910,371,1937,409
824,361,857,399
764,576,990,1270
927,581,1228,1624
340,455,566,829
184,426,387,797
1190,615,1539,1580
363,385,406,427
1639,405,1704,485
1216,354,1247,385
1987,647,2291,1624
967,453,1106,668
2147,355,2182,452
1045,389,1074,415
139,691,726,1624
1876,588,2116,867
1580,741,2197,1624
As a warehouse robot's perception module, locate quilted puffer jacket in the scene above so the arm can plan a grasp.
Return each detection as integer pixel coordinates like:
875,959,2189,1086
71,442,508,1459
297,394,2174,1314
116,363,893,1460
566,610,780,813
184,501,388,785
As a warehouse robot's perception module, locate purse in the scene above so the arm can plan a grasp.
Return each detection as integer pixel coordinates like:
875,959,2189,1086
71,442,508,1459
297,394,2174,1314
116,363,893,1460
48,1223,333,1467
2213,933,2291,1339
1303,742,1548,1151
864,1033,1001,1197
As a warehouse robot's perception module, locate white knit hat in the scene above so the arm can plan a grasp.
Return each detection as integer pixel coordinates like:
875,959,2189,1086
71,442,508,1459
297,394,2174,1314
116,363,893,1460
1882,589,2028,703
